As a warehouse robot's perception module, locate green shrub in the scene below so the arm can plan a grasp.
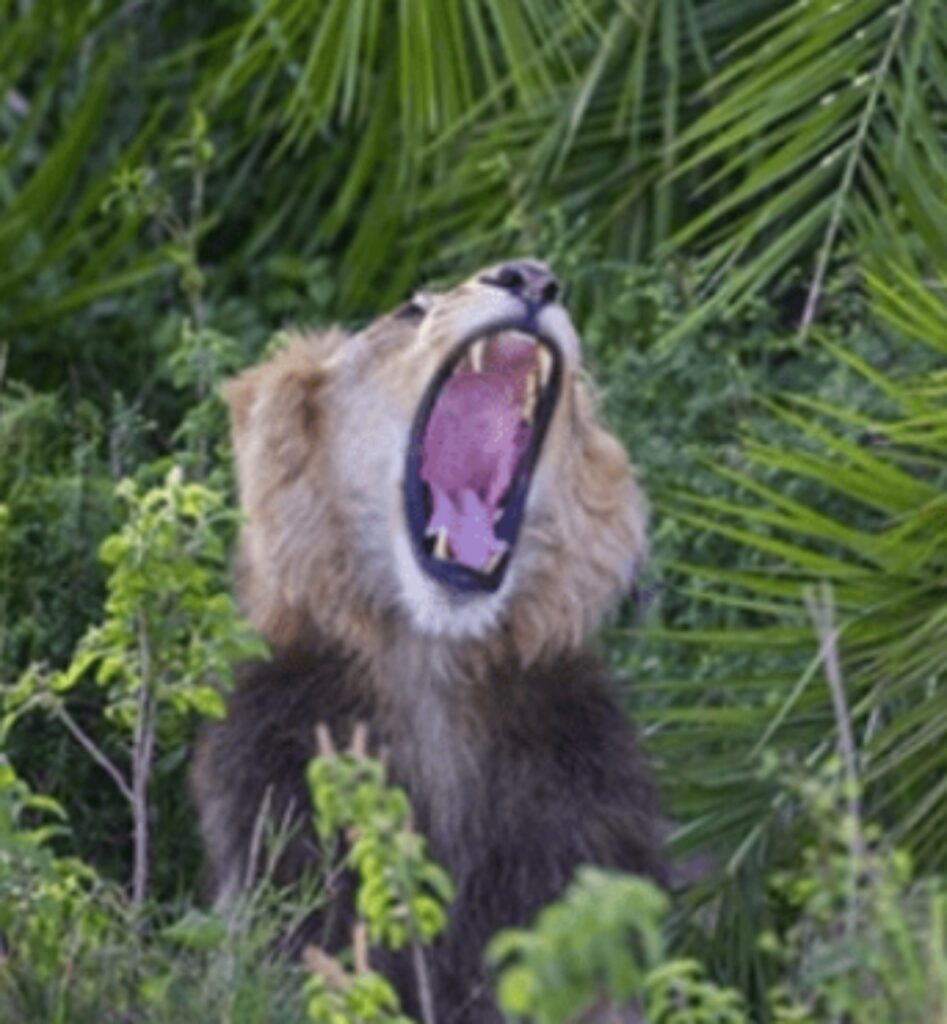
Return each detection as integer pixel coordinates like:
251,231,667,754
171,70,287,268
5,467,264,905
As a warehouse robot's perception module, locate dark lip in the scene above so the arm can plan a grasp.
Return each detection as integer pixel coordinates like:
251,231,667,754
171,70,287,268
403,326,564,594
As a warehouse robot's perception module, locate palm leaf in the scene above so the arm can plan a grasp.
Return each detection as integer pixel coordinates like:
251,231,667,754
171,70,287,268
645,253,946,994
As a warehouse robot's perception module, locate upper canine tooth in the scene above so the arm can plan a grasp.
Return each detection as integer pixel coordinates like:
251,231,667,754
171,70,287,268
434,526,450,560
537,347,552,388
470,340,485,373
523,369,537,424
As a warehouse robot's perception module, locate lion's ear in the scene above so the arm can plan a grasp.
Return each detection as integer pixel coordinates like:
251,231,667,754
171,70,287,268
223,341,329,488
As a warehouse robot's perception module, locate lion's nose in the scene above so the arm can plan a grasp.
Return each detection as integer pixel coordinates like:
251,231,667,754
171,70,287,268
487,261,561,307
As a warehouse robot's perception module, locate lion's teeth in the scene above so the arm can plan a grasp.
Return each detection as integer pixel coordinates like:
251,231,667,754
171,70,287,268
484,550,504,574
523,369,538,424
434,526,450,560
470,340,485,373
537,347,552,388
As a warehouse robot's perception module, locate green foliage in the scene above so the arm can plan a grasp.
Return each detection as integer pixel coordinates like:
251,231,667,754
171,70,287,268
490,868,746,1024
131,893,310,1024
646,961,748,1024
489,761,947,1024
762,759,947,1022
7,466,261,729
0,755,113,1019
6,0,943,333
0,385,117,675
303,741,454,1023
5,467,264,903
101,109,215,328
637,252,946,992
304,971,413,1024
666,0,947,340
308,737,454,951
0,752,316,1024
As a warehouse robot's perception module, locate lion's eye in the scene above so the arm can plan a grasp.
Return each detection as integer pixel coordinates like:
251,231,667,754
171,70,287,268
394,301,427,321
393,291,433,322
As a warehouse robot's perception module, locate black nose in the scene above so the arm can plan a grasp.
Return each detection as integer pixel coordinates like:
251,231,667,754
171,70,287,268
486,261,561,307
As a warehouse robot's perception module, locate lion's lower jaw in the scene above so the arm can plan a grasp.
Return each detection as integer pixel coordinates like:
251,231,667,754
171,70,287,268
389,522,514,641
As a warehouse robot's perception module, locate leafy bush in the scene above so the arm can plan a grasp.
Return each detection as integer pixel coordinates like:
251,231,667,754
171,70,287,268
304,728,453,1024
764,759,947,1022
4,467,264,904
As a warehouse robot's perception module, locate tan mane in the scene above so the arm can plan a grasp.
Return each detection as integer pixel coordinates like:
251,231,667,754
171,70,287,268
224,266,647,670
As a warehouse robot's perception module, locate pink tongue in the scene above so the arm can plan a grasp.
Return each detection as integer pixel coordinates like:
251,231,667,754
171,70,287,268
420,369,530,569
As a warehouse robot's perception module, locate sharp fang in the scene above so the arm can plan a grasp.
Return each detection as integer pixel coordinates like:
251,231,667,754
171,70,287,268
470,340,485,373
537,347,552,388
484,550,504,574
523,368,538,424
434,526,450,560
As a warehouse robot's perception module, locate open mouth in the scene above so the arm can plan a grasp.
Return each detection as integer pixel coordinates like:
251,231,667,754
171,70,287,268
404,328,563,593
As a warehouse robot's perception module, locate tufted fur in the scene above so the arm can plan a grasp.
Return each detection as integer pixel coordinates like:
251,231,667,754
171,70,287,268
192,262,666,1021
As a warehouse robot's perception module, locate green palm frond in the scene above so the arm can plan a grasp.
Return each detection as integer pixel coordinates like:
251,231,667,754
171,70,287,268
646,114,947,981
663,0,946,342
196,0,739,305
192,0,945,323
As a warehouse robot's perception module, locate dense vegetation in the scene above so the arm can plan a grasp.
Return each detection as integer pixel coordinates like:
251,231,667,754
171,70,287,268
1,0,945,1020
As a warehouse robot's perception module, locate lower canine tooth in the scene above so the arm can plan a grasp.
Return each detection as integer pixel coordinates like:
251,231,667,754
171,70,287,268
537,347,552,388
434,527,450,560
470,340,485,373
484,550,503,574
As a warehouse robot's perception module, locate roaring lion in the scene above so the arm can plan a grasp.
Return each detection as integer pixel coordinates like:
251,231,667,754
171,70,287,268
192,259,667,1021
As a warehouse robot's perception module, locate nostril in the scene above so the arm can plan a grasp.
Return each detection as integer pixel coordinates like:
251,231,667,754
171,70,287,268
482,261,562,307
496,266,527,292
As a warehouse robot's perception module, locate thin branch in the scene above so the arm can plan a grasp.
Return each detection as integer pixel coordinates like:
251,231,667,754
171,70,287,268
315,721,336,758
55,705,133,805
352,921,370,976
804,586,859,789
805,582,871,948
131,610,156,908
303,945,351,991
244,784,274,890
412,941,437,1024
799,0,913,338
804,582,866,861
350,720,368,759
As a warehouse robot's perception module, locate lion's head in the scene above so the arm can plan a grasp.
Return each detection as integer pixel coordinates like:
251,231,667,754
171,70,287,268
225,260,646,664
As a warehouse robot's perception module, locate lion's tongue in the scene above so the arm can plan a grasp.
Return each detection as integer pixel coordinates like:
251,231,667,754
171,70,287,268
420,370,530,570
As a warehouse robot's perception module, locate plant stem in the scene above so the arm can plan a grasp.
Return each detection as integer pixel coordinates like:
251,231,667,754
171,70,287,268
799,0,912,338
804,583,863,847
55,705,133,805
805,581,867,944
131,610,156,908
412,941,437,1024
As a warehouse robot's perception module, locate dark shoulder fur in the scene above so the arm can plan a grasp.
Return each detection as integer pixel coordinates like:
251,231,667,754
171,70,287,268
191,642,665,1022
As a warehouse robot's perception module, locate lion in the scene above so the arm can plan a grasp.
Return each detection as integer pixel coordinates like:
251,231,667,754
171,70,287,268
191,259,667,1021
